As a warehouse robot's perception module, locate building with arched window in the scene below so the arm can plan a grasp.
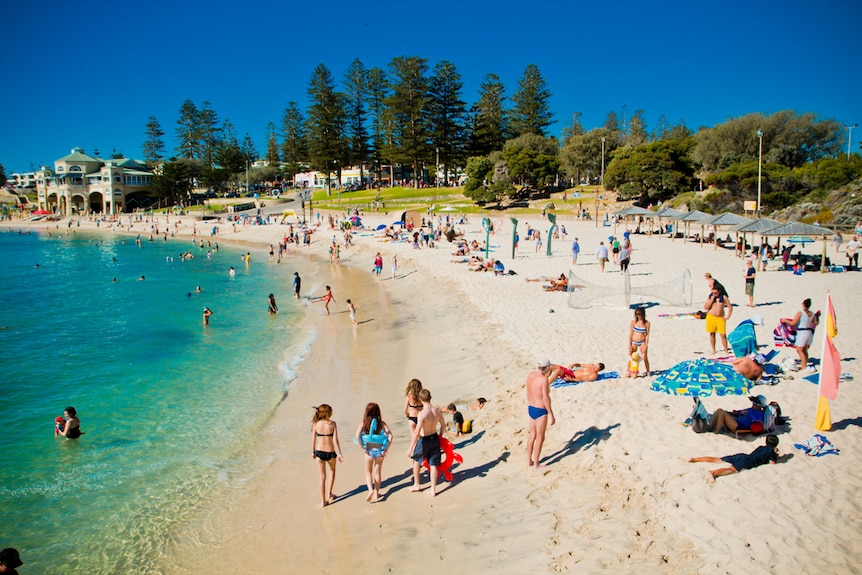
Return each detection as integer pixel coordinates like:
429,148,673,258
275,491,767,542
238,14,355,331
35,148,154,215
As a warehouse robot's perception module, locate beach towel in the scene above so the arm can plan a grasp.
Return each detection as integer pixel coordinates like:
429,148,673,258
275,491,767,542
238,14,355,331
773,321,797,347
728,321,758,358
658,312,698,319
794,434,839,457
551,371,620,388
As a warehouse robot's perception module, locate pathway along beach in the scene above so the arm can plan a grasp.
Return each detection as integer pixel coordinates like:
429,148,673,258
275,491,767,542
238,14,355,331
4,211,861,575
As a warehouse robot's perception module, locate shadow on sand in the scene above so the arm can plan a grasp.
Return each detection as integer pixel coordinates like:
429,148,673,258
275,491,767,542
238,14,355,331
541,423,621,466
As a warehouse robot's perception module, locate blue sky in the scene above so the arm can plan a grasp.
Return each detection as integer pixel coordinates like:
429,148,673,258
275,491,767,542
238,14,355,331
2,0,860,173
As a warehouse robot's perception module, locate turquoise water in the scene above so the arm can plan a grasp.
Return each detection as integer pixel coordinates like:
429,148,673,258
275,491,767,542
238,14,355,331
0,229,313,573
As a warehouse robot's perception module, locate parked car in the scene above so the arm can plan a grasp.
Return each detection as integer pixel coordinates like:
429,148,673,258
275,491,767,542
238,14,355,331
224,192,239,198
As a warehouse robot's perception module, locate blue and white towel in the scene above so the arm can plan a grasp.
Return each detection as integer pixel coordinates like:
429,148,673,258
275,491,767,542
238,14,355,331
551,371,620,388
794,434,839,457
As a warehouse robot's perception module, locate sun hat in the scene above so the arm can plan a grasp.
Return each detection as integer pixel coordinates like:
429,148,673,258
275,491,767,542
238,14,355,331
749,394,768,407
0,548,23,569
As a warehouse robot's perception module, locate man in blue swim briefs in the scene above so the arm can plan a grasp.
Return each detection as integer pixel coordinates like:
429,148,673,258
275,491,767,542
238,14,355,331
526,359,556,469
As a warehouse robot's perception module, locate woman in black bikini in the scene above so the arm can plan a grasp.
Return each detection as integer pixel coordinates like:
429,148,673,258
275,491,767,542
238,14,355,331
311,404,343,507
55,406,82,439
403,378,423,433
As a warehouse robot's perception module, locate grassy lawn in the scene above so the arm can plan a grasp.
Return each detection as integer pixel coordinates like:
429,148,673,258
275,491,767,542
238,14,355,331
308,185,618,217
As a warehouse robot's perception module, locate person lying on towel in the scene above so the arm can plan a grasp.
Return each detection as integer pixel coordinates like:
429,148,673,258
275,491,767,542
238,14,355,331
549,362,605,383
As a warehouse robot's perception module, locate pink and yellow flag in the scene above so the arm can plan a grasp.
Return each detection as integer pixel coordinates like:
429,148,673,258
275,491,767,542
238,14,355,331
824,292,838,339
814,293,840,431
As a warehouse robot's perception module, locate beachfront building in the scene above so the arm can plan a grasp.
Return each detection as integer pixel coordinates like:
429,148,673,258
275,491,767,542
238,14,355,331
9,171,38,190
35,147,154,215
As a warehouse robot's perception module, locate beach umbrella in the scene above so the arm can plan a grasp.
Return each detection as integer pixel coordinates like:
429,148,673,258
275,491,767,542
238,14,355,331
650,358,752,397
375,224,387,231
392,221,404,226
33,209,52,215
349,216,362,224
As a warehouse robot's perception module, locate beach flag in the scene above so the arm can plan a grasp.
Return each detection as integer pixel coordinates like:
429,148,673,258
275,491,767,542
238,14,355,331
814,293,840,431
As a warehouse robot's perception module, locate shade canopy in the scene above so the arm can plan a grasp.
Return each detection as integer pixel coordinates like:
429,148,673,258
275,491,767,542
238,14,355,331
655,207,686,219
733,218,783,233
760,221,833,237
679,210,712,223
613,205,652,217
705,212,752,227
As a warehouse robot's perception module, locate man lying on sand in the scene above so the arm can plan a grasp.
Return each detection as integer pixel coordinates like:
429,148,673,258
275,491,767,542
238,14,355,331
689,434,779,482
732,354,765,382
549,362,605,382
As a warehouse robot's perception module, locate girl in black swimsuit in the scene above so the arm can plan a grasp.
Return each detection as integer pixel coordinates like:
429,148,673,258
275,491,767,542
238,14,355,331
403,378,424,429
311,404,343,507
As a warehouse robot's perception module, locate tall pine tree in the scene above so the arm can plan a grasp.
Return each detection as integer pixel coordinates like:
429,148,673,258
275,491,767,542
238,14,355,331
510,64,554,137
387,56,430,183
427,60,467,185
280,102,308,185
143,116,165,165
343,58,369,184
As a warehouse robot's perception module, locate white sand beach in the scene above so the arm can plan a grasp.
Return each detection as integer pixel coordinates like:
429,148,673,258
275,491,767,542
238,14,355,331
5,209,860,574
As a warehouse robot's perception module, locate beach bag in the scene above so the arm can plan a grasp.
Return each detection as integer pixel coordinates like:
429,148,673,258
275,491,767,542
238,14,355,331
461,420,473,434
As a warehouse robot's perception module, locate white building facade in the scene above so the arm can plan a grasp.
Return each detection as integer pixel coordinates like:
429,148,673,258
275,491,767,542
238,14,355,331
35,148,154,215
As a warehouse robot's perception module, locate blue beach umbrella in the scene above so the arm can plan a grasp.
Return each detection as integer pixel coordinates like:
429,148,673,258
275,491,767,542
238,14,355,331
787,235,815,245
650,358,752,397
376,224,387,231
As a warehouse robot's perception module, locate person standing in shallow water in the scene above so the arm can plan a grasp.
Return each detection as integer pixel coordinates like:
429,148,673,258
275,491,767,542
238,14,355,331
268,293,278,314
55,406,82,439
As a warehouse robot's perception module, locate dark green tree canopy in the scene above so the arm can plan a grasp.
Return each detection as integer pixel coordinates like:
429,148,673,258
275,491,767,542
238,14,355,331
510,64,553,137
604,139,696,203
469,73,508,156
502,133,559,187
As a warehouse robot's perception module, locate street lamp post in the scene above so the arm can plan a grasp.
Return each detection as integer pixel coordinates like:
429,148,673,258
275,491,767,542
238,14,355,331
596,137,606,227
756,130,763,219
845,123,858,160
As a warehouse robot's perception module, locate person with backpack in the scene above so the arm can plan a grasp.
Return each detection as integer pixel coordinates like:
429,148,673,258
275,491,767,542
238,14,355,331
689,434,780,482
709,395,770,434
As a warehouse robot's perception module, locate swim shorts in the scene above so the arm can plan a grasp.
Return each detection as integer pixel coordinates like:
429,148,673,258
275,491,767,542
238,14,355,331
705,314,726,334
420,433,441,466
745,283,754,296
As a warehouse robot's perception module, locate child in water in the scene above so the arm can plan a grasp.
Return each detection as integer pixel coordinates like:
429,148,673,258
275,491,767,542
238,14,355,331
346,299,356,325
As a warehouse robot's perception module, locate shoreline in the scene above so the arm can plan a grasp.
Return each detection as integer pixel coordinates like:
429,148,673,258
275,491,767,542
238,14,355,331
4,213,861,574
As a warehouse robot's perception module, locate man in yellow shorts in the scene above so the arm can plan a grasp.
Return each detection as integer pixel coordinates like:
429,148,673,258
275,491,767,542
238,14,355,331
704,287,732,354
